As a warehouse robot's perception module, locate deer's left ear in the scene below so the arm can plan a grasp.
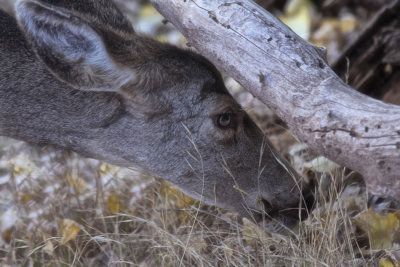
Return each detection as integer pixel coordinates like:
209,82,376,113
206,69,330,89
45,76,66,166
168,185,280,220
15,0,136,92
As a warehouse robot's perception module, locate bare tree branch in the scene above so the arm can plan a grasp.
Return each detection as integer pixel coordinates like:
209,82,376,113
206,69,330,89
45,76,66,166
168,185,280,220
150,0,400,200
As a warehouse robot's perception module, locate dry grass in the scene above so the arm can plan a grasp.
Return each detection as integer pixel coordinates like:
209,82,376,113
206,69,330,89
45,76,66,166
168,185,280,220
0,1,397,266
0,137,387,266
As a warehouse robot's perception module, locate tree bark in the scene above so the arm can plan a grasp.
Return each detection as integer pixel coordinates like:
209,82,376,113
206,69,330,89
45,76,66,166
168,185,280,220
150,0,400,200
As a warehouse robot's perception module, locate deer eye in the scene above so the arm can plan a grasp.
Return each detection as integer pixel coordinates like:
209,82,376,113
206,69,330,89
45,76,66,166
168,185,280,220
215,112,237,130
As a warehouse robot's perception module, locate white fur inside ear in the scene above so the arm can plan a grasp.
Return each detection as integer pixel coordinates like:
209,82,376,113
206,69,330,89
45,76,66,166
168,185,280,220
15,0,136,92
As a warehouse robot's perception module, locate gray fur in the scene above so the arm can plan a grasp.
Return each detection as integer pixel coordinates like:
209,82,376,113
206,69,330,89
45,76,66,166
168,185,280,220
0,0,312,226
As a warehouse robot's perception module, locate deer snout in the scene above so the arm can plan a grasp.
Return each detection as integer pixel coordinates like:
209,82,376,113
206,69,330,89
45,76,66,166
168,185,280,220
253,188,315,224
274,189,315,221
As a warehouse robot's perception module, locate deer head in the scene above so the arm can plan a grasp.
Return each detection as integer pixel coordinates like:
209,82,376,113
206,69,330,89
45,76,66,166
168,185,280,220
0,0,313,231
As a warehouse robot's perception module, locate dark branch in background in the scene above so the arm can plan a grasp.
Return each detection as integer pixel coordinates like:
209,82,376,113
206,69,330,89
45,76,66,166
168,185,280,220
150,0,400,200
333,1,400,104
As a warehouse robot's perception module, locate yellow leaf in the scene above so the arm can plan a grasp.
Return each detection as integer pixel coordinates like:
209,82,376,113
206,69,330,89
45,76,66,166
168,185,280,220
310,14,356,48
156,35,169,43
1,208,16,243
12,155,31,174
339,13,357,33
379,258,400,267
140,3,159,18
43,240,54,256
66,173,86,195
160,181,195,208
107,194,125,215
303,156,339,173
19,191,32,203
280,0,314,40
99,162,113,174
160,181,196,222
354,209,400,250
60,219,81,245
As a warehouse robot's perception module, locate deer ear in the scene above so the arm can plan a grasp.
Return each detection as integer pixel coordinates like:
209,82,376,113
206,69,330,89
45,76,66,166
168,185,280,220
15,0,135,92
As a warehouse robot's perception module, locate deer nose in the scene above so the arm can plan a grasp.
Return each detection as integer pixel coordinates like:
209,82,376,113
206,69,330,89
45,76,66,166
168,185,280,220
281,189,315,221
303,190,315,214
258,189,315,222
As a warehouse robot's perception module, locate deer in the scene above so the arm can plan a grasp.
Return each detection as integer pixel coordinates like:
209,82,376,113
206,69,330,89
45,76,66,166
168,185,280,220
0,0,313,231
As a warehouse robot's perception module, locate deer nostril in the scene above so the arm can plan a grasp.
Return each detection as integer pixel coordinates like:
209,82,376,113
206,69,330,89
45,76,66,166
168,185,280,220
303,192,315,212
296,190,315,221
254,192,315,223
261,198,277,217
250,198,278,223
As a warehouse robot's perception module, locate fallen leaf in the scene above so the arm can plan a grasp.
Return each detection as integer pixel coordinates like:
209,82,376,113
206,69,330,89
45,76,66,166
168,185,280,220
339,13,357,33
303,156,339,173
160,181,195,208
60,219,81,245
99,163,120,184
1,228,12,244
160,181,196,222
280,0,314,40
99,162,114,175
107,194,125,215
379,257,400,267
354,209,400,250
310,13,357,61
0,208,17,243
66,173,86,195
43,240,54,256
19,192,32,203
140,3,159,18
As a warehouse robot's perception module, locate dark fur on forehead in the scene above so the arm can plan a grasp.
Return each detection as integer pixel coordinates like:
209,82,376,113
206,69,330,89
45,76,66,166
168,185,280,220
155,44,229,95
189,50,229,96
37,0,134,33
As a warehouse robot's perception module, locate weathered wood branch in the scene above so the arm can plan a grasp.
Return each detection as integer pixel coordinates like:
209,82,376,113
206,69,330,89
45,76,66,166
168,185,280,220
150,0,400,200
